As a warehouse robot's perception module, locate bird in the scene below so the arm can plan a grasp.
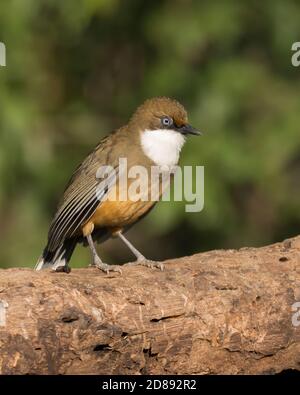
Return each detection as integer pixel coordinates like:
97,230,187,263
35,97,201,274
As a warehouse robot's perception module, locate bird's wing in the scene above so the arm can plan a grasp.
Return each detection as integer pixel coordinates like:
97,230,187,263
47,136,120,252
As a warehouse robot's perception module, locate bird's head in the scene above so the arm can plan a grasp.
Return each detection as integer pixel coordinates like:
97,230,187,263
129,96,200,136
129,97,201,166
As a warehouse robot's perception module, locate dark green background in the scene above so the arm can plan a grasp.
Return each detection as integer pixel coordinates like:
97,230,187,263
0,0,300,268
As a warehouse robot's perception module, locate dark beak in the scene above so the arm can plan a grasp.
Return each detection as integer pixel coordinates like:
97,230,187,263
177,124,202,136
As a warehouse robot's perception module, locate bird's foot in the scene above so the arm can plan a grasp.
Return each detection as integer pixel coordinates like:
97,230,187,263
92,258,122,274
125,258,164,271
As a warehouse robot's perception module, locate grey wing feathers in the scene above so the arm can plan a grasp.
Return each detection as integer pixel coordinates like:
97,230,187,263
47,149,118,252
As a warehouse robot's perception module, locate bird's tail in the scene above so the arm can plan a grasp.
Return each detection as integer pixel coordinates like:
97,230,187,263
35,238,77,271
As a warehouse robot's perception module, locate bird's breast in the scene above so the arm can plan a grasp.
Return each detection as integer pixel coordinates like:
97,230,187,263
81,175,168,235
90,198,155,229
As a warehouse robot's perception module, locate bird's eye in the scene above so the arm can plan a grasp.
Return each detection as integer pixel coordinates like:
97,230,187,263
161,116,173,127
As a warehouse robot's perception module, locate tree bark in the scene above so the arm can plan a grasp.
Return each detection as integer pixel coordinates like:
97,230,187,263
0,236,300,375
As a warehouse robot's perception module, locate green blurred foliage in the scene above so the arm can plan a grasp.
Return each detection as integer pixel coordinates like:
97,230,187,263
0,0,300,268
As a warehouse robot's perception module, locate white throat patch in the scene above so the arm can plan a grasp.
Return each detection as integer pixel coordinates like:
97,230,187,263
140,129,185,166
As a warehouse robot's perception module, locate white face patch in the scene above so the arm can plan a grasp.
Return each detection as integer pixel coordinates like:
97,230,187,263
140,129,186,166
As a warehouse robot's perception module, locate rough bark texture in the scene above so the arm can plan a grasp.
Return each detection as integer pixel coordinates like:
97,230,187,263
0,236,300,375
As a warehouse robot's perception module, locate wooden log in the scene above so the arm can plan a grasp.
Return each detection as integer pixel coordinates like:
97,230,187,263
0,236,300,374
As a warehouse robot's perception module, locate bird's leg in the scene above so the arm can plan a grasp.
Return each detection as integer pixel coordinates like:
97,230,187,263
117,232,145,261
86,234,122,274
116,231,164,271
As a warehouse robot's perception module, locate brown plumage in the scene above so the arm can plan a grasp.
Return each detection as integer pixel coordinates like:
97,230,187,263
35,97,200,273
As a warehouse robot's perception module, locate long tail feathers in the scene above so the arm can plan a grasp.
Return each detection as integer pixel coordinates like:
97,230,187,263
35,238,77,271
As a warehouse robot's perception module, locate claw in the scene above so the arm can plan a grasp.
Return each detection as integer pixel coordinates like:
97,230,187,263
94,260,122,275
125,259,164,271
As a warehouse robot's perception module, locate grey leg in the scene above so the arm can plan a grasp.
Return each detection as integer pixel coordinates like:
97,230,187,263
117,232,145,261
86,234,122,274
116,231,164,271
